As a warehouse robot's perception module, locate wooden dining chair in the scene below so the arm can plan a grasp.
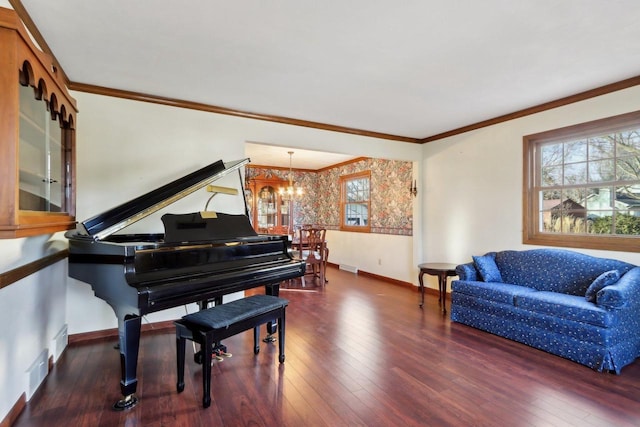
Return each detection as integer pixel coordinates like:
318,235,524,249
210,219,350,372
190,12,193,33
294,227,327,285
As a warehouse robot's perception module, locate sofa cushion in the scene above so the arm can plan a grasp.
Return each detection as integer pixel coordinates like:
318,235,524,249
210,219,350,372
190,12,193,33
452,280,536,305
597,285,628,309
515,291,615,328
472,253,503,282
596,267,640,309
585,270,620,303
494,249,634,295
452,292,626,346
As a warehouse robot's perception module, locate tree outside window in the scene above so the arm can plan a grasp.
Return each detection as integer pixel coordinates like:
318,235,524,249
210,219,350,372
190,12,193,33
523,110,640,252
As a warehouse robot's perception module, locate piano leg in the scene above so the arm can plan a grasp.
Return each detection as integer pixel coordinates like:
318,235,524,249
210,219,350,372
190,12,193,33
113,314,141,411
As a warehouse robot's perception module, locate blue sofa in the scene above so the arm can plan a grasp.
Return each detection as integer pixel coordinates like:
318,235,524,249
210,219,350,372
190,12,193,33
450,248,640,374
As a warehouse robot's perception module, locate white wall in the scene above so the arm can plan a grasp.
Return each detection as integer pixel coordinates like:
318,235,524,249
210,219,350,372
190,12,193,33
327,230,415,278
422,84,640,267
0,240,67,421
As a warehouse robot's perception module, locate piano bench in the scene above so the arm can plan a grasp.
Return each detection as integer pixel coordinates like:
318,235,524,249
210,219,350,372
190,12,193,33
174,294,289,408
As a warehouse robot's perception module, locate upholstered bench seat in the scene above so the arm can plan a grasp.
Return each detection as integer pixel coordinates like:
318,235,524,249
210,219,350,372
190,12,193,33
175,294,289,408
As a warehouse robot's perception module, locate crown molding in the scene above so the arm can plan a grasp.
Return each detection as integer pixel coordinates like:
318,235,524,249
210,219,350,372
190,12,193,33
420,75,640,143
69,82,421,144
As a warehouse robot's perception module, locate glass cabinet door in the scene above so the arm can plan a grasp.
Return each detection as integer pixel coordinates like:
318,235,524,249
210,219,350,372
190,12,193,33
18,84,64,212
247,174,292,234
257,185,277,231
244,188,254,225
280,198,290,233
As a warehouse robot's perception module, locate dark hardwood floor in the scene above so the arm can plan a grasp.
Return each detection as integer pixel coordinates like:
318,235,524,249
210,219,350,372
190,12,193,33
13,267,640,427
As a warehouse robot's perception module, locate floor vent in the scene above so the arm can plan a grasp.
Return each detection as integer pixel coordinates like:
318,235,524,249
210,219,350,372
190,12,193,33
52,324,68,362
339,264,358,274
26,349,49,400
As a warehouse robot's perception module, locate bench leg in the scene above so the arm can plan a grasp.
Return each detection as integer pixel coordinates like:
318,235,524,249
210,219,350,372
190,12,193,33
253,327,260,354
278,311,286,363
202,332,212,408
176,335,185,393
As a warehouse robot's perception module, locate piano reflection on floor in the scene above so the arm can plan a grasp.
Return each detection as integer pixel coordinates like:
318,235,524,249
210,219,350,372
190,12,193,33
66,159,304,410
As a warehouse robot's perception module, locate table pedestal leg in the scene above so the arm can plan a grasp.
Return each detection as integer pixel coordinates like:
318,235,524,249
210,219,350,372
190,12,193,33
418,271,425,308
438,273,447,314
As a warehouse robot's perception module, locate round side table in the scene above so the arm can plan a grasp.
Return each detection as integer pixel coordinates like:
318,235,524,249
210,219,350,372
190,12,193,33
418,263,458,313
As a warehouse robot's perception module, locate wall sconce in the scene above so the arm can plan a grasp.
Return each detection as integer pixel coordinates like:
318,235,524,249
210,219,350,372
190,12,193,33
409,179,418,197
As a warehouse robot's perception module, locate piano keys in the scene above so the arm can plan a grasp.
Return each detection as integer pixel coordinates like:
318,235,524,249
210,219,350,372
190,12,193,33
66,158,304,410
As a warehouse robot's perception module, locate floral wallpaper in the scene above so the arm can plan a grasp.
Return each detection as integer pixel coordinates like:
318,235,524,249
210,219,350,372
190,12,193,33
246,157,413,236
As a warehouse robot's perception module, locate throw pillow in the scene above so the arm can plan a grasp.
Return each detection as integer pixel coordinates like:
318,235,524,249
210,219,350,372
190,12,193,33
472,253,503,282
585,270,620,303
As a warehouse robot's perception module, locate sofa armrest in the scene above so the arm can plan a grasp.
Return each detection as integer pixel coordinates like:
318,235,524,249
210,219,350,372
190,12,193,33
456,262,478,281
597,267,640,309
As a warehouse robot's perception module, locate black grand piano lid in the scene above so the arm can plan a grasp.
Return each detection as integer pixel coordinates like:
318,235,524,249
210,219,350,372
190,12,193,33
76,158,250,241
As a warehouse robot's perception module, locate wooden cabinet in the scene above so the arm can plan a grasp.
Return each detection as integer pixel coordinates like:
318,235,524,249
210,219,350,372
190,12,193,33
246,175,292,235
0,8,77,238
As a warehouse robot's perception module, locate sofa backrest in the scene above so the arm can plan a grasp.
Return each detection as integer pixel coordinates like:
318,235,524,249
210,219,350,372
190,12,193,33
494,249,635,295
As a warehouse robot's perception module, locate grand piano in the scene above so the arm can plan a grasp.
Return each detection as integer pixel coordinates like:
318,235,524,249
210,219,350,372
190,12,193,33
65,158,304,410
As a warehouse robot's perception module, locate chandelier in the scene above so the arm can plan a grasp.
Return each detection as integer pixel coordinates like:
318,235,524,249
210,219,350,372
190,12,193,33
279,151,303,198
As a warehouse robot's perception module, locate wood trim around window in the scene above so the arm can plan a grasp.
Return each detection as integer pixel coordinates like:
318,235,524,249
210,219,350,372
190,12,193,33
340,170,371,233
523,110,640,253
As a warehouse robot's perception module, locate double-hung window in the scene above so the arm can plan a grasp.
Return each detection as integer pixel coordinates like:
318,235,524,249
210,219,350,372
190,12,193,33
340,171,371,232
523,110,640,252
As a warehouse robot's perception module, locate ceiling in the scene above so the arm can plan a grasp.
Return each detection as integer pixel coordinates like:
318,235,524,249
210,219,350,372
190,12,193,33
244,143,357,170
13,0,640,164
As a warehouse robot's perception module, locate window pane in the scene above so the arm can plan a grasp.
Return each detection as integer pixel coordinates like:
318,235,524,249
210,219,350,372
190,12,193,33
614,213,640,235
617,156,640,181
344,202,368,226
586,211,613,234
564,140,587,163
563,162,586,185
588,159,615,182
585,187,612,210
616,130,640,156
559,211,588,234
541,165,562,187
566,187,586,200
547,212,587,234
347,178,369,202
540,189,560,204
615,185,640,215
539,190,558,232
588,136,615,160
541,143,563,167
